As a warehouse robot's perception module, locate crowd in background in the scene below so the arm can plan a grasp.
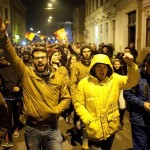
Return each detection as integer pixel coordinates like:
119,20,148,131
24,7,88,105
1,37,150,150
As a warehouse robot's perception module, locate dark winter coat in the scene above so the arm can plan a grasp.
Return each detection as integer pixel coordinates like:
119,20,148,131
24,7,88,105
123,68,150,127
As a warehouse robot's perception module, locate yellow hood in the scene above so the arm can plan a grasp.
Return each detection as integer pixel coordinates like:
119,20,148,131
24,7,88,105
89,54,113,77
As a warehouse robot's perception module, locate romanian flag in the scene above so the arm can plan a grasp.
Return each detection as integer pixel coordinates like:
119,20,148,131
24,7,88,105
25,32,35,41
28,32,36,41
54,28,68,41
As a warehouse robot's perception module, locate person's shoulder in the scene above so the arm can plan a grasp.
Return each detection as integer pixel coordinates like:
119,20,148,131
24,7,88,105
58,66,67,71
71,61,82,69
78,76,89,84
57,66,69,76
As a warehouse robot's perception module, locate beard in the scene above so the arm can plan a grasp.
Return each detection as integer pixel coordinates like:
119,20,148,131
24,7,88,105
34,63,48,73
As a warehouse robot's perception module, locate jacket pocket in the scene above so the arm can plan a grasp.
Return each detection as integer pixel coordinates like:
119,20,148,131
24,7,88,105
85,119,103,140
107,110,120,134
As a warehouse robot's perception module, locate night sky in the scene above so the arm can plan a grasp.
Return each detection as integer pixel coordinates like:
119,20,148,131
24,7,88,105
21,0,84,36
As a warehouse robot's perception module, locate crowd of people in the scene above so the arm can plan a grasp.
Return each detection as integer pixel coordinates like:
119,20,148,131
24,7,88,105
0,16,150,150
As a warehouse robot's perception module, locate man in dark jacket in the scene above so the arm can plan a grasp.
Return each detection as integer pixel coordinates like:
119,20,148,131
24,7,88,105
0,55,22,148
124,53,150,150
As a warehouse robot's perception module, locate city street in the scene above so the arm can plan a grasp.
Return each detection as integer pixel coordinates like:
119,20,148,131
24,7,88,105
0,110,133,150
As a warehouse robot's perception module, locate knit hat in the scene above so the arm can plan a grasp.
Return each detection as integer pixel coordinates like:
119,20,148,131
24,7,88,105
80,44,92,55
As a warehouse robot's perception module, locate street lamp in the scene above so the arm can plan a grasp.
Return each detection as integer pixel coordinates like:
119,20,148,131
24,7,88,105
37,31,41,34
30,28,33,31
48,3,52,8
48,16,53,23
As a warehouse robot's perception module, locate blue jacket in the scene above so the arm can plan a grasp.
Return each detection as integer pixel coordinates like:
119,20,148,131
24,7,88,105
123,68,150,127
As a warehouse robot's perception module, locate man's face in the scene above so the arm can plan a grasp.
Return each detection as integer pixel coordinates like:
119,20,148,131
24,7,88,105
82,48,91,60
33,51,48,73
23,54,30,63
94,63,108,81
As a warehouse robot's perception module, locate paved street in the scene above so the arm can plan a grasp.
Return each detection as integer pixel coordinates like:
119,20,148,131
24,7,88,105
0,110,133,150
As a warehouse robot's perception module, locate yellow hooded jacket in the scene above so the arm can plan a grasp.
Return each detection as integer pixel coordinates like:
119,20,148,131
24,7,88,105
74,54,139,140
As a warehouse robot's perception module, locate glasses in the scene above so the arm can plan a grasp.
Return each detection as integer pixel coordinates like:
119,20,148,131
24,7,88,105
33,56,47,61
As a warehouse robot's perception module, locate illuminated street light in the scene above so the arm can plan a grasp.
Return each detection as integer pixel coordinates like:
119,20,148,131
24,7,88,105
48,3,52,8
37,31,41,34
48,19,51,23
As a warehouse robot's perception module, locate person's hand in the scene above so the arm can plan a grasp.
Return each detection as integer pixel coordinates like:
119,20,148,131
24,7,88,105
144,102,150,113
123,52,134,67
87,120,99,136
0,17,9,39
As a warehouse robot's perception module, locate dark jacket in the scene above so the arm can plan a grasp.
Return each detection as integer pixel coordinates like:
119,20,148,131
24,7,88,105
123,68,150,127
0,63,22,99
0,92,8,137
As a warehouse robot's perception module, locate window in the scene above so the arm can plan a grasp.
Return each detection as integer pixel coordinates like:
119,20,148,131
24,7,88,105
100,24,103,43
100,0,103,6
128,11,136,45
112,20,116,45
146,18,150,47
5,8,8,20
96,0,98,8
128,12,136,26
105,23,108,44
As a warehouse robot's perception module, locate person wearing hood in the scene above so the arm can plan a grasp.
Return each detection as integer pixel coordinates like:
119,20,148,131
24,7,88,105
123,53,150,150
73,53,139,150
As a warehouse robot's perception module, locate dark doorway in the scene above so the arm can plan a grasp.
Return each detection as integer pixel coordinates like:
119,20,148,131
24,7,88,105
128,26,135,44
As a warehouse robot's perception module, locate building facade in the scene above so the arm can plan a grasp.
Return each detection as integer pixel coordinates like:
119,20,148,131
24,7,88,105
0,0,26,43
73,3,85,43
82,0,150,62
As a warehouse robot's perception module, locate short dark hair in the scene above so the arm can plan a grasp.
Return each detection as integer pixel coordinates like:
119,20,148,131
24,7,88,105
31,47,48,58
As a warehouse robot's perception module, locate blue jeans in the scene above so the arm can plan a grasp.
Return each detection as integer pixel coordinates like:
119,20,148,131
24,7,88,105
131,123,150,150
24,125,63,150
